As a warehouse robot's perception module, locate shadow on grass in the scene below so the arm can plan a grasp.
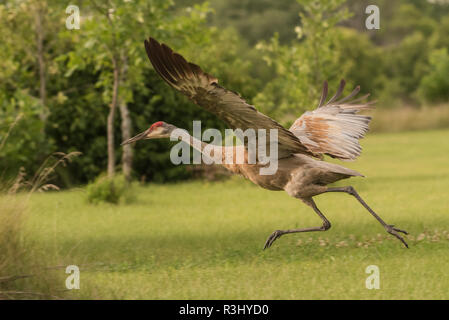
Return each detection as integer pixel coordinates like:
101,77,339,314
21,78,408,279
48,224,440,274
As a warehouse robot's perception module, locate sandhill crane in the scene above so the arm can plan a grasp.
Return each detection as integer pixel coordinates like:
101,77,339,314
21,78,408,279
122,37,409,249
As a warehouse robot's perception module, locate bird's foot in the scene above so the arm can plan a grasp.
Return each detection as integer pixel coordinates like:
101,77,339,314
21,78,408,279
385,224,409,248
263,230,284,250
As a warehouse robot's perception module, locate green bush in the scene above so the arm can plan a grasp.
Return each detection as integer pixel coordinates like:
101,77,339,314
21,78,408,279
86,174,135,205
418,48,449,104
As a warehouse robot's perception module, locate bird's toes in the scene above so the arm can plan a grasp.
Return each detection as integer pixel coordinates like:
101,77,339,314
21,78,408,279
386,226,409,248
388,224,409,235
394,227,408,235
263,236,274,250
263,230,284,250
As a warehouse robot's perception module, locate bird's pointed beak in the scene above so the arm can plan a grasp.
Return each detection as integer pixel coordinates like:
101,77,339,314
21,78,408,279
121,130,148,146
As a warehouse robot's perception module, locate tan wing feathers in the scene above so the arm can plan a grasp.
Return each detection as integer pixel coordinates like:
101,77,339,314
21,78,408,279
145,37,315,159
326,79,346,105
290,80,374,161
317,81,328,108
334,84,360,104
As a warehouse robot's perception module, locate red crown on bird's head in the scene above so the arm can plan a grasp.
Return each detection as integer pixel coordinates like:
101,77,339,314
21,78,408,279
149,121,164,131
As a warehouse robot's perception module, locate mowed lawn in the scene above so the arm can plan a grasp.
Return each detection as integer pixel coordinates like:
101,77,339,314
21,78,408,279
26,129,449,299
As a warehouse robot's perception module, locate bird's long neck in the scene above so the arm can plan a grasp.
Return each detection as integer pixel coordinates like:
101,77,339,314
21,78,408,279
185,131,247,173
173,130,207,153
173,129,222,162
172,128,246,173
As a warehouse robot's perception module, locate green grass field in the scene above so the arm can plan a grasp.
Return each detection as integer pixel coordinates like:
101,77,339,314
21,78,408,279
24,129,449,299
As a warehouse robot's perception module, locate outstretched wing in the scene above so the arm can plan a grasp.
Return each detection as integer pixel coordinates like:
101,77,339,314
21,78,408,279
289,80,374,161
144,37,316,159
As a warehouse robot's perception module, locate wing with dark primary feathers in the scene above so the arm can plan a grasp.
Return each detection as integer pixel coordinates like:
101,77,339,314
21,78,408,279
144,37,316,159
289,80,375,161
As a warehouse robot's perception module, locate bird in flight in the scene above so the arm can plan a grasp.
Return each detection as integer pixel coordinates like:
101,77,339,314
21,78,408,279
122,37,408,249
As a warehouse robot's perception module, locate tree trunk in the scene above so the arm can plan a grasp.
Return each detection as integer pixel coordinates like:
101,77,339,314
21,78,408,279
119,57,133,182
34,3,47,123
107,58,120,178
119,100,133,182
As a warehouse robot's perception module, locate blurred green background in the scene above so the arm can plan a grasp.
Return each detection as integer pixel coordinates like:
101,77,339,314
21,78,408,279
1,0,449,300
1,0,449,186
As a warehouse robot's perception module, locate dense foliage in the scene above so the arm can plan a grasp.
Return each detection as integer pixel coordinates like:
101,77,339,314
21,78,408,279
0,0,448,186
86,173,135,204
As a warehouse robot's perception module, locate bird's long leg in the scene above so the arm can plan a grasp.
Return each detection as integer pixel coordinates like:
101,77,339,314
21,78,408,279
325,186,409,248
264,198,331,249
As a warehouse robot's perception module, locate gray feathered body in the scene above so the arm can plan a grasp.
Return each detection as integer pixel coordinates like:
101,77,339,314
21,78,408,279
222,146,362,198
